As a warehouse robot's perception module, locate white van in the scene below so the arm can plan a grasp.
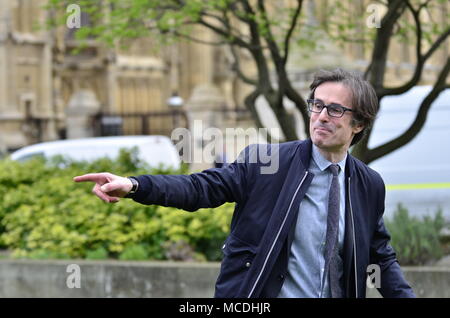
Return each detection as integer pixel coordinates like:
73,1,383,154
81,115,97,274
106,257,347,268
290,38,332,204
368,86,450,219
10,135,181,170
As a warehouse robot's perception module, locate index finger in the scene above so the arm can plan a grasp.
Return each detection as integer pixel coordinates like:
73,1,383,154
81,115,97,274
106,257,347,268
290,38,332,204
73,173,109,183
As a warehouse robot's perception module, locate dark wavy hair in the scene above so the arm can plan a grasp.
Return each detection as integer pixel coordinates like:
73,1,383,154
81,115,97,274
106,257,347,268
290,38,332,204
309,68,379,146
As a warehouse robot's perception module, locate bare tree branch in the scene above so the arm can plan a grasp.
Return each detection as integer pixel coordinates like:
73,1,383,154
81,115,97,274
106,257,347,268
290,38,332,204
256,0,285,67
229,0,257,26
418,0,433,11
200,10,251,42
227,1,274,95
377,0,424,98
367,57,450,163
256,0,279,49
228,45,258,86
366,0,407,91
423,27,450,61
172,31,228,46
378,0,450,98
282,0,303,64
234,0,263,48
196,16,253,50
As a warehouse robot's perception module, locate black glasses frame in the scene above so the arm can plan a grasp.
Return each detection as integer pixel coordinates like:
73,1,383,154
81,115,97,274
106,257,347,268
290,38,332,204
307,99,353,118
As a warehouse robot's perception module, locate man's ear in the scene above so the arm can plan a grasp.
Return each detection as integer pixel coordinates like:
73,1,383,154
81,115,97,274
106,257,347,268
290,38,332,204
353,123,364,135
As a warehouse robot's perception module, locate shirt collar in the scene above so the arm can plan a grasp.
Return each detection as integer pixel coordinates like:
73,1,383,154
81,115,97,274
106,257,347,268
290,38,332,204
311,144,347,173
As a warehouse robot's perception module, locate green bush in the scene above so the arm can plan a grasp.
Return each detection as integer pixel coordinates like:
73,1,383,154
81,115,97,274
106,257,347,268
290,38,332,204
0,149,233,261
385,204,446,265
86,247,109,260
119,244,149,261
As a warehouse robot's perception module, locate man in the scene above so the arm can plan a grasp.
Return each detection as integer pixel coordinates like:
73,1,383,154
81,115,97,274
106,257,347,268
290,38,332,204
74,69,415,298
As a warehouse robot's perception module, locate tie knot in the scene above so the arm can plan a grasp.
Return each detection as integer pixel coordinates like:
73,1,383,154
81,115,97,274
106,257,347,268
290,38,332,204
328,164,339,176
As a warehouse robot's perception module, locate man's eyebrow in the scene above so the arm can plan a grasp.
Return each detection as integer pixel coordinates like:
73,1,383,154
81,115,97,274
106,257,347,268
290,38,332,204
314,98,344,106
329,102,345,107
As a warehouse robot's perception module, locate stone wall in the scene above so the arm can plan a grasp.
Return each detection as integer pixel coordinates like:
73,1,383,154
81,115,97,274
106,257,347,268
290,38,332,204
0,260,448,298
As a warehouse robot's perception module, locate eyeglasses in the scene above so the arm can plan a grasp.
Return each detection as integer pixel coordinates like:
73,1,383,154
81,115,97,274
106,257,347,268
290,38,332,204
307,99,353,118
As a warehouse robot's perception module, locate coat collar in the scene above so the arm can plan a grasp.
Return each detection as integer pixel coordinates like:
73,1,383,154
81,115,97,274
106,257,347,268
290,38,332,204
297,138,356,178
298,138,313,169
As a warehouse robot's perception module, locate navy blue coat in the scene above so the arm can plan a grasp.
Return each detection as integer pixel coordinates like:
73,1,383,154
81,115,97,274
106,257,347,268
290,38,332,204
131,139,415,298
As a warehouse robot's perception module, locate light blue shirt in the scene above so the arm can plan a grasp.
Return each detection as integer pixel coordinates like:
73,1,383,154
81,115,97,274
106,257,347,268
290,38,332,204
278,145,347,298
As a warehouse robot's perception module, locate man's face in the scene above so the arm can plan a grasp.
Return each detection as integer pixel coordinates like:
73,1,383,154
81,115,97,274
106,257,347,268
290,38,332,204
309,82,363,154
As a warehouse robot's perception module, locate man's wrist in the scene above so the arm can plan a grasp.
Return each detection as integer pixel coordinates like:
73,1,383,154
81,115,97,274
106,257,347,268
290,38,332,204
124,177,139,198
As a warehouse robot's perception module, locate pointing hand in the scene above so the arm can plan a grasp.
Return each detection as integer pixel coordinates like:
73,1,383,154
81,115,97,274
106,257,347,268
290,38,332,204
73,172,133,203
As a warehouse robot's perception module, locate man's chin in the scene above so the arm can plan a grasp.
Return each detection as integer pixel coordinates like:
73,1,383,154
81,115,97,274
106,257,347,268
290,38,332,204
312,138,348,156
312,136,328,148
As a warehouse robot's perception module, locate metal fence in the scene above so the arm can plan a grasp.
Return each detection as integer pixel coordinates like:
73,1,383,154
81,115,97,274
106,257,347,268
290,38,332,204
94,107,251,137
94,109,189,137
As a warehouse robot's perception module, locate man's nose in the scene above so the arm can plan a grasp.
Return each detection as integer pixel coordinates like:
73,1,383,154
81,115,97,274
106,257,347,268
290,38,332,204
318,107,330,121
